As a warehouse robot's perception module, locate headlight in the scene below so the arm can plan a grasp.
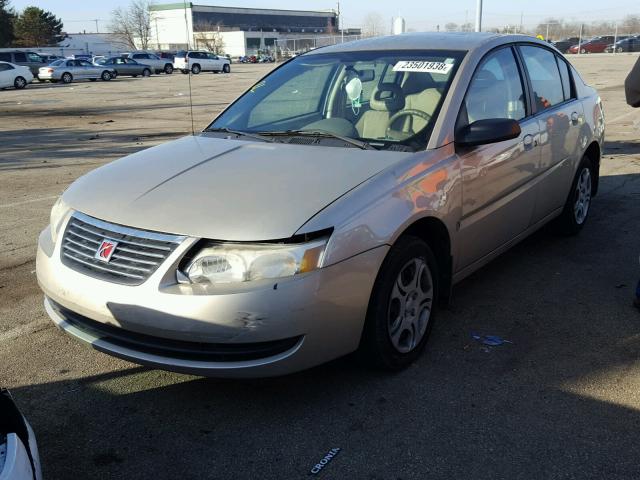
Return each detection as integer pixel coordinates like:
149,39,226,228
49,197,70,244
182,237,329,285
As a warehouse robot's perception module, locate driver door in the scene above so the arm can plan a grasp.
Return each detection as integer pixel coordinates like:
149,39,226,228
456,46,541,270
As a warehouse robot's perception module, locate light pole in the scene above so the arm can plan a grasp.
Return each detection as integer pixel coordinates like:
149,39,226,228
475,0,483,32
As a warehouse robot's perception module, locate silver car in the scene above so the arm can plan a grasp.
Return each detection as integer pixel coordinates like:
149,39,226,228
36,33,605,377
38,59,114,84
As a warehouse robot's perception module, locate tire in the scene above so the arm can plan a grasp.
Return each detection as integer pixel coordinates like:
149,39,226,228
101,70,111,81
13,76,27,89
555,156,594,235
191,64,201,74
223,63,230,74
164,64,173,74
89,78,97,82
132,74,138,78
61,72,73,84
181,69,189,74
358,236,439,370
580,48,587,54
142,68,151,77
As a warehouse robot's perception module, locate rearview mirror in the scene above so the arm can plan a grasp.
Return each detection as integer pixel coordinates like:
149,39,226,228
455,118,521,147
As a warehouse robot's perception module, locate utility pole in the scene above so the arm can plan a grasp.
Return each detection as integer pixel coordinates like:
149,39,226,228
337,2,343,43
546,23,549,41
613,22,618,54
577,24,583,54
475,0,483,32
93,19,99,33
520,11,523,34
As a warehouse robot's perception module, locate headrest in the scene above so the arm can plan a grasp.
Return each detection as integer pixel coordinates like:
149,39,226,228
370,83,405,111
402,73,437,95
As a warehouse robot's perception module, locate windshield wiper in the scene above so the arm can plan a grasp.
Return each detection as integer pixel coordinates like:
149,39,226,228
205,127,275,143
258,130,376,150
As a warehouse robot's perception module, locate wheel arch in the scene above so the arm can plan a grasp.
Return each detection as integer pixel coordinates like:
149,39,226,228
395,216,453,304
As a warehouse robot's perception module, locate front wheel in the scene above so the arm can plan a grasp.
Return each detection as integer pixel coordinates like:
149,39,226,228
358,236,438,370
142,68,151,77
580,48,587,54
555,157,593,235
101,70,111,81
14,76,27,89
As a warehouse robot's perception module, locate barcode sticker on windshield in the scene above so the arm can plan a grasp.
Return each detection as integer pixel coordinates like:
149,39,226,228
393,61,454,74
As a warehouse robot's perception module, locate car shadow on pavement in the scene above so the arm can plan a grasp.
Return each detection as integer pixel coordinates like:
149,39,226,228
8,171,640,480
604,139,640,156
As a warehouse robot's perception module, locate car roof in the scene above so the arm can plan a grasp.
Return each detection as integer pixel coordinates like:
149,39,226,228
305,32,512,55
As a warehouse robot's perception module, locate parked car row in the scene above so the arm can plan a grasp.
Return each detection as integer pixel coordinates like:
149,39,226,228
553,35,640,54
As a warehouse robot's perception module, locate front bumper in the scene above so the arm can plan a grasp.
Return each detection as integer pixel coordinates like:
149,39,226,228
37,223,387,377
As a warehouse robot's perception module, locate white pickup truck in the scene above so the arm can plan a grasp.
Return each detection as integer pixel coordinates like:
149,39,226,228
124,51,174,74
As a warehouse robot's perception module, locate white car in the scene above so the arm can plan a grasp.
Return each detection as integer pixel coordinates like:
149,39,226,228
173,50,230,74
125,51,174,74
0,62,33,89
0,390,42,480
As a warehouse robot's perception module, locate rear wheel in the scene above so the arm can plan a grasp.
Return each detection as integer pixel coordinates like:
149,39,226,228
101,70,111,81
222,63,230,74
142,68,151,77
61,72,73,84
191,64,201,74
164,64,173,74
14,76,27,89
358,236,438,370
555,156,593,235
580,48,587,54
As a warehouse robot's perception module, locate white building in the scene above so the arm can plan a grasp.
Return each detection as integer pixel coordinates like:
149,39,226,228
149,3,339,57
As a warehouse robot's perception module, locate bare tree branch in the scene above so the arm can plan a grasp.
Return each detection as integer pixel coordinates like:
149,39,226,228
109,0,151,50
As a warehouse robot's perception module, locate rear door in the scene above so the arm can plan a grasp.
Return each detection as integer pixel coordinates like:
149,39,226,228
0,63,14,88
457,46,541,269
518,45,583,223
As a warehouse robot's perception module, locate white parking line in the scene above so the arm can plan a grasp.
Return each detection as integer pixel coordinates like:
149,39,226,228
608,109,640,125
0,195,58,208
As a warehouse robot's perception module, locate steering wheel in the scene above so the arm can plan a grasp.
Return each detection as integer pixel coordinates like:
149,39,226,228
385,109,432,138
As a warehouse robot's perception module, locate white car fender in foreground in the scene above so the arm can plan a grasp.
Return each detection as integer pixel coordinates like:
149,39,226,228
0,391,42,480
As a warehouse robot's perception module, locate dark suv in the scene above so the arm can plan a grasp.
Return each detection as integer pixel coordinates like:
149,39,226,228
0,51,47,77
552,37,580,53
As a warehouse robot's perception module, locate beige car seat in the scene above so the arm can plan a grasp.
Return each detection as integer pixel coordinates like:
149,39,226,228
400,73,443,133
355,83,406,139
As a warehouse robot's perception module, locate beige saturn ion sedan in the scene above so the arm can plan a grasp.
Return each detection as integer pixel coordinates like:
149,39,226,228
37,33,604,377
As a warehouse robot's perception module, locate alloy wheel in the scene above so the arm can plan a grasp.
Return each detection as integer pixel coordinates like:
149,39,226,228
14,76,26,89
574,168,592,225
387,258,433,353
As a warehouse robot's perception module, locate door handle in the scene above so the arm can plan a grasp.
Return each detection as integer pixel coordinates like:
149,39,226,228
571,112,580,125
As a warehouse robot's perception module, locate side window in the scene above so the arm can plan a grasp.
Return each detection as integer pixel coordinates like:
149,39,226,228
462,47,526,124
520,46,565,111
556,57,574,101
248,65,333,128
14,52,26,62
0,63,12,71
66,60,75,67
27,53,42,62
0,53,10,62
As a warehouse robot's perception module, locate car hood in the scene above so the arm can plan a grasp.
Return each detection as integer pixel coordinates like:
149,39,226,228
64,134,412,241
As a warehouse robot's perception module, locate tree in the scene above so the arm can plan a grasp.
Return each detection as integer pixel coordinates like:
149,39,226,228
362,12,385,37
13,6,62,47
193,22,225,54
0,0,15,47
109,0,152,50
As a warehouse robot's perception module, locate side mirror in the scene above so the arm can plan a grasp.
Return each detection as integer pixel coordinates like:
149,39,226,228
455,118,521,147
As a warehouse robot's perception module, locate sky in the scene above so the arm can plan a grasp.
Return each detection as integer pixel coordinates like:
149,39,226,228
8,0,640,34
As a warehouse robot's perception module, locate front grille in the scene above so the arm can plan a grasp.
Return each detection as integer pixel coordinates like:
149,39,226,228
50,300,303,362
60,212,185,285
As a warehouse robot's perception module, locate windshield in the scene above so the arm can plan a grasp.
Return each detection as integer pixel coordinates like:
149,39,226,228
209,49,464,151
50,59,64,66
